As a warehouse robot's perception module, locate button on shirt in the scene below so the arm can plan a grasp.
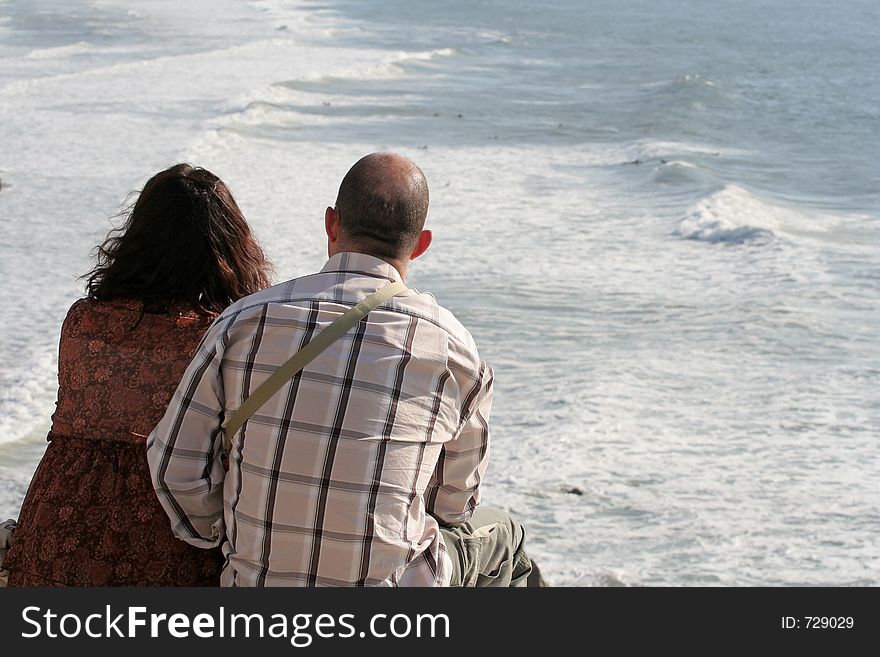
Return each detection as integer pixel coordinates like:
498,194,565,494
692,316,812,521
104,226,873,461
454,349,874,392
147,252,493,586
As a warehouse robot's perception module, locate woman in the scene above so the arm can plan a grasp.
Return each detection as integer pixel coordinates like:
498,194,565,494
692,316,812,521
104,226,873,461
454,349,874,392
4,164,272,586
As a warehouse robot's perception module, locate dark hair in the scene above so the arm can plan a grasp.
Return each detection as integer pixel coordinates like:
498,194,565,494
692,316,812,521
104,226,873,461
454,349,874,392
84,163,272,315
335,154,429,260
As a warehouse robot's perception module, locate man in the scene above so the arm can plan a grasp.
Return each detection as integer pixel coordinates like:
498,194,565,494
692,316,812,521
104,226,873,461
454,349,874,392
147,152,531,587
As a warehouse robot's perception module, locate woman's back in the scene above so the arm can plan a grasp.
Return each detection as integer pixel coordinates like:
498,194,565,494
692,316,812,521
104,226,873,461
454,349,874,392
52,298,213,443
4,162,271,587
5,298,223,586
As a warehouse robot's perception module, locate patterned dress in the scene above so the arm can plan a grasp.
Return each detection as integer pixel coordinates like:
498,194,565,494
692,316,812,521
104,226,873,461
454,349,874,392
5,298,224,586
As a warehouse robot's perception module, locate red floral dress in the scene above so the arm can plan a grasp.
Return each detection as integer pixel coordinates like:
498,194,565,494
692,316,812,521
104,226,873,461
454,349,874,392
5,298,224,586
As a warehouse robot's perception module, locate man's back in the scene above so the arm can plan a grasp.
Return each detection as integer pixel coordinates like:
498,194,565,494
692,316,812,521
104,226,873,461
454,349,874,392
149,252,492,586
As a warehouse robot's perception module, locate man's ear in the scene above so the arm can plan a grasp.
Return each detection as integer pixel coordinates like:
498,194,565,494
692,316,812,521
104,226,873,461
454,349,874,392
409,230,432,261
325,206,340,242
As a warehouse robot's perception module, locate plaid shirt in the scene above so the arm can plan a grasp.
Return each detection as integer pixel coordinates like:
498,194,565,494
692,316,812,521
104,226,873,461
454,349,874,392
147,252,493,586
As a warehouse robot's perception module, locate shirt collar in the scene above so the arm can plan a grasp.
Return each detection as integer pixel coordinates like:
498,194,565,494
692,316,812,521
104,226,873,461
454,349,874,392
319,252,403,283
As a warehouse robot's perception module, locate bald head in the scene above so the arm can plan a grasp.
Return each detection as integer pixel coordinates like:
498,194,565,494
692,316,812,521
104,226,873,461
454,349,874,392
333,152,430,261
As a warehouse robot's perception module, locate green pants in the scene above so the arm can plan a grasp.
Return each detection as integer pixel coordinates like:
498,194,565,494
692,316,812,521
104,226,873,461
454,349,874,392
439,506,532,587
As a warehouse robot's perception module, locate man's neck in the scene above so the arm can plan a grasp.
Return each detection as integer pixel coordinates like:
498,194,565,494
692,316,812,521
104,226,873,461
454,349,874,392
329,246,408,281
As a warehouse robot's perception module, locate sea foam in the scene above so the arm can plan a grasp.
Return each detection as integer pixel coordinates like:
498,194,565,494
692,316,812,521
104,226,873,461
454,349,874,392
674,184,833,245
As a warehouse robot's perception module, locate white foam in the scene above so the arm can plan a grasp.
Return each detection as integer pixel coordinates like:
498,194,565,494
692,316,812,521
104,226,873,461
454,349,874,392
0,346,58,446
25,41,96,60
296,47,459,83
389,47,458,63
640,73,719,90
476,30,514,44
674,184,844,244
204,45,460,135
628,139,745,161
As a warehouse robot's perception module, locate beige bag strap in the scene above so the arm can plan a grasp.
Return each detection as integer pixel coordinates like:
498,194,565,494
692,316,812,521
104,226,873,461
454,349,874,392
223,281,407,452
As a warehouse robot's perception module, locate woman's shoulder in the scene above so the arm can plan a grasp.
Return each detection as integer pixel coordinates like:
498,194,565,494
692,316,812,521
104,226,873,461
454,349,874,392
60,297,94,333
62,297,135,329
62,297,215,337
64,297,91,316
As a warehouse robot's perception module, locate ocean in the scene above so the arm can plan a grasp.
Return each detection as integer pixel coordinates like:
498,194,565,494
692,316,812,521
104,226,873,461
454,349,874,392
0,0,877,586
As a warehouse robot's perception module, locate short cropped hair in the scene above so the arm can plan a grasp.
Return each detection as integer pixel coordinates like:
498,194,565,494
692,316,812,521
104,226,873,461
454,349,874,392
334,156,429,260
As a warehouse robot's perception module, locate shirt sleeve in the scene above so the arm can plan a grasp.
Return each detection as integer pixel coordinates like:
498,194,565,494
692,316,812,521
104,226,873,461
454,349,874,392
426,360,493,527
146,314,231,548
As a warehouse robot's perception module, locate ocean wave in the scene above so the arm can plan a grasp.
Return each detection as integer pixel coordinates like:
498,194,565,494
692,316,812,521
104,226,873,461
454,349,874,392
675,185,784,244
271,47,458,93
650,159,710,185
476,30,514,45
675,184,864,244
659,159,699,169
389,47,459,63
626,140,740,162
0,349,57,446
342,46,460,76
641,73,718,90
675,185,857,246
25,41,96,60
0,37,297,97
